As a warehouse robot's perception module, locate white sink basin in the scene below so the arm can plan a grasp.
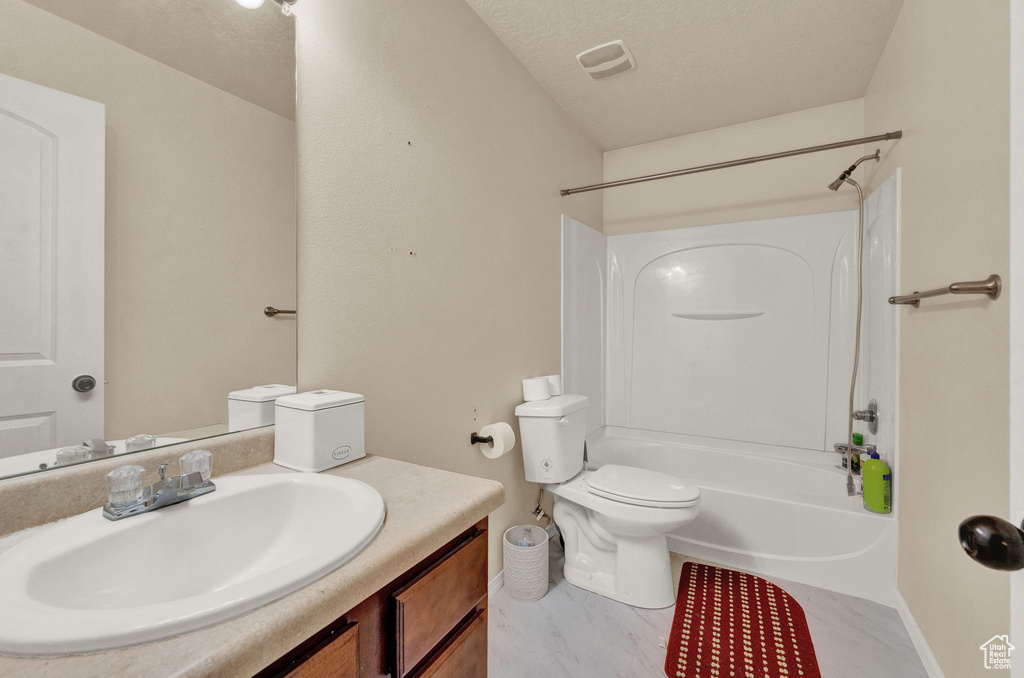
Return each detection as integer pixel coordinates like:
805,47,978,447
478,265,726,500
0,473,385,656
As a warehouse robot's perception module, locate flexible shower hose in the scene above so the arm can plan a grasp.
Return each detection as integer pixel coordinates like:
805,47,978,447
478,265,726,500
846,178,866,497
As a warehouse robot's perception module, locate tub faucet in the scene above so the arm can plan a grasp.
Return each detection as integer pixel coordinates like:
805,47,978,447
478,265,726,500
102,450,215,521
832,442,876,455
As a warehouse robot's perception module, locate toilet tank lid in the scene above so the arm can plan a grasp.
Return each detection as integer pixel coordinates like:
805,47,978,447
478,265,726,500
276,390,364,411
514,394,588,417
588,464,700,504
228,384,297,403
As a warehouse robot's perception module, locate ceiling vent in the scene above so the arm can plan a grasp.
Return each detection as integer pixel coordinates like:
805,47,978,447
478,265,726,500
576,40,636,80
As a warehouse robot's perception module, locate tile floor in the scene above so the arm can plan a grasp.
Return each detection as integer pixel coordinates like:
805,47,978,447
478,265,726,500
489,538,928,678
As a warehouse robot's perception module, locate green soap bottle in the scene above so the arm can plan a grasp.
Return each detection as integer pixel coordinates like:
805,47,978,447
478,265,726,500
861,452,892,514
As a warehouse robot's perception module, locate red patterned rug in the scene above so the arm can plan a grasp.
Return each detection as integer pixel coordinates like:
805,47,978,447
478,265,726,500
665,562,822,678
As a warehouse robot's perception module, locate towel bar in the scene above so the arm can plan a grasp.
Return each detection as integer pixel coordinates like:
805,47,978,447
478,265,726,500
888,274,1001,307
264,306,296,317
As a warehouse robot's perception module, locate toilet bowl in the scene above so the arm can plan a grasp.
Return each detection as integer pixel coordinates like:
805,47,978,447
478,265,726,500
515,394,700,609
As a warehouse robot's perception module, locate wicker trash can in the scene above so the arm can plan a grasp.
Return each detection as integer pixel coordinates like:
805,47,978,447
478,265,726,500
502,525,549,601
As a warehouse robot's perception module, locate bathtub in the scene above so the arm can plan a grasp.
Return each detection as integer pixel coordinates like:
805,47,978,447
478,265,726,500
585,427,897,606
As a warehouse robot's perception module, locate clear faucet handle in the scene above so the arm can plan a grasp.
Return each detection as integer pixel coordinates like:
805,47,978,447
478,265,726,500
56,445,91,466
106,465,145,509
179,450,212,482
125,434,156,452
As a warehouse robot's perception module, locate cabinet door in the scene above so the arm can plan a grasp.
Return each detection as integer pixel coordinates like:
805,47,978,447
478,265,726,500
287,621,359,678
391,528,487,676
411,609,487,678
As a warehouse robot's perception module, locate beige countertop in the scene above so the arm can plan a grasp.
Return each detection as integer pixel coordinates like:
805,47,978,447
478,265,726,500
0,455,506,678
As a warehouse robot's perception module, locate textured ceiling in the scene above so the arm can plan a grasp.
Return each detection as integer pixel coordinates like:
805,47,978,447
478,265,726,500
463,0,904,150
21,0,295,119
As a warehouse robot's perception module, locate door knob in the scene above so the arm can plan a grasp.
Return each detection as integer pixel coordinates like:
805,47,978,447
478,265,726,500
72,375,97,393
959,515,1024,571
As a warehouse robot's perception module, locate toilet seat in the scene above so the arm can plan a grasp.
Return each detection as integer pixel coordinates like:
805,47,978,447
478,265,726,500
584,464,700,508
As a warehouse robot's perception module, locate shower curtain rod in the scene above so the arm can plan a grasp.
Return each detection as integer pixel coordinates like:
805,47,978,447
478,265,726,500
559,130,903,196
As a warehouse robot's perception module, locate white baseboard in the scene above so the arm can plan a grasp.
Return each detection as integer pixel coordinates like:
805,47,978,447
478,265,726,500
488,570,504,598
893,588,945,678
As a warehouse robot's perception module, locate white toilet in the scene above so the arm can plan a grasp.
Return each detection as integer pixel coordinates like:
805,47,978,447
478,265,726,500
515,394,700,609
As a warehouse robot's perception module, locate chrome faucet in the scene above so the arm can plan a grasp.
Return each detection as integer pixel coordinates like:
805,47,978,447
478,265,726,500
852,409,877,423
851,399,879,434
84,438,115,458
833,442,877,459
103,450,215,521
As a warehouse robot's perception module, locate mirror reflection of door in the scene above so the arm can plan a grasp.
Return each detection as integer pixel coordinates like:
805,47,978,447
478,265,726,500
0,73,104,464
0,0,297,481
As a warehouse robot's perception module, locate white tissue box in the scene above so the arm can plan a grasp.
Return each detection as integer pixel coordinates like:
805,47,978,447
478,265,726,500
274,390,365,472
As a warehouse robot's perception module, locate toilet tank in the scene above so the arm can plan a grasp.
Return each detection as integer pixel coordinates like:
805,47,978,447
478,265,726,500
514,394,589,484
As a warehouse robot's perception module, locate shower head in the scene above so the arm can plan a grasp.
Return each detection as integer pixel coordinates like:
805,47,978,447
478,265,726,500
827,149,881,191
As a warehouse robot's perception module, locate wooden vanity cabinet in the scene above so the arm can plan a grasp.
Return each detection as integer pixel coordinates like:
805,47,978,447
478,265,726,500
279,622,360,678
407,609,487,678
257,519,489,678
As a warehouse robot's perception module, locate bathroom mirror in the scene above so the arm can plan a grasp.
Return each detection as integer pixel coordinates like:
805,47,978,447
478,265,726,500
0,0,297,480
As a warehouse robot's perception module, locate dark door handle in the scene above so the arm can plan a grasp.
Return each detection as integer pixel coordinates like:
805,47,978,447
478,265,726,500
959,515,1024,571
72,375,97,393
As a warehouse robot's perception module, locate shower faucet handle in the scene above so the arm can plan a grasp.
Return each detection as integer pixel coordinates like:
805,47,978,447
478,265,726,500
851,399,879,435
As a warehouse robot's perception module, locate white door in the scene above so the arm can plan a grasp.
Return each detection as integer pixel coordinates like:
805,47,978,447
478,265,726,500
0,73,104,459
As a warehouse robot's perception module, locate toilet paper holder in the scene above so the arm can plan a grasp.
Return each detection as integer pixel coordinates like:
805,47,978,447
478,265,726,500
471,422,516,459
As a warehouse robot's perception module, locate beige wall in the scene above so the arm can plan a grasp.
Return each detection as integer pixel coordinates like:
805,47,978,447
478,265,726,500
295,0,602,577
0,0,297,440
864,0,1011,675
603,99,865,235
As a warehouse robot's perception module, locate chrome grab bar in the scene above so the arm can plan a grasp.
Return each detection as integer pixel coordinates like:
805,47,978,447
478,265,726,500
888,274,1001,307
264,306,296,317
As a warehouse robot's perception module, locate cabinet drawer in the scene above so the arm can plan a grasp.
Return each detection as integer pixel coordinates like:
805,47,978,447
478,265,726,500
286,621,359,678
392,528,487,676
411,609,487,678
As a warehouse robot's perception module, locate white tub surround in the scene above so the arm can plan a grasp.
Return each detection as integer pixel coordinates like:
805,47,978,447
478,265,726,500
561,171,900,605
562,215,607,436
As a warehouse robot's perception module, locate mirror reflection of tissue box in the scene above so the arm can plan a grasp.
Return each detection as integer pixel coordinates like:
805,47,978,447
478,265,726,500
227,384,296,432
274,390,365,472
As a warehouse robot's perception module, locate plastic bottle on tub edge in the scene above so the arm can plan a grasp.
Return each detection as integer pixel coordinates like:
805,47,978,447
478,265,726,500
861,451,892,514
851,432,864,475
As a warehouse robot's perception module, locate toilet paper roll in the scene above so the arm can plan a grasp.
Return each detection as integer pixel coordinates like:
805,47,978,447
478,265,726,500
522,377,553,402
544,374,562,396
477,422,516,459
